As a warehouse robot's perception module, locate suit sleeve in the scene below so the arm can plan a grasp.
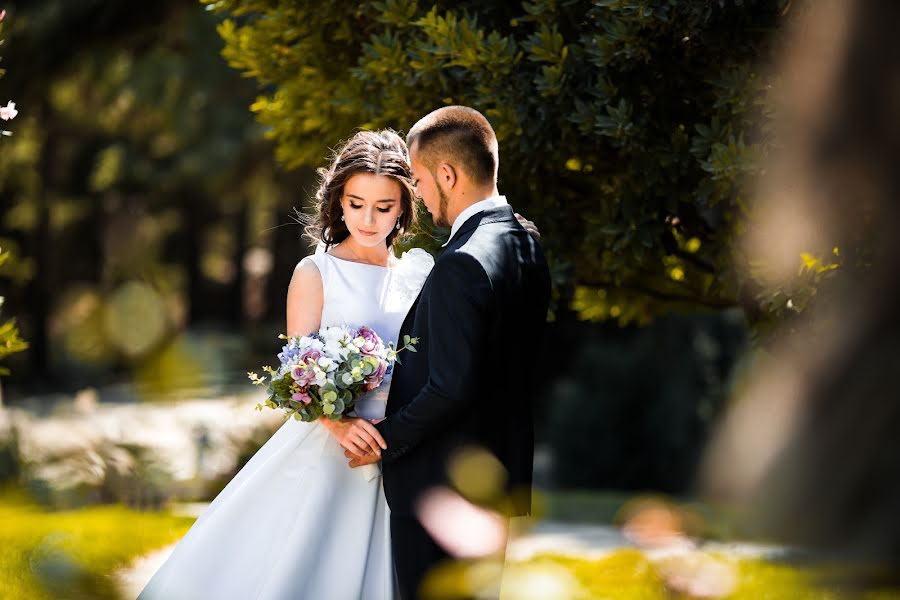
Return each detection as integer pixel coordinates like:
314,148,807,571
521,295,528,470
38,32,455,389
375,252,493,462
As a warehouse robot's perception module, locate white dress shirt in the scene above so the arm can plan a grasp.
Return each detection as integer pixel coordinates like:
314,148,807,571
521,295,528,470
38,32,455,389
442,195,509,247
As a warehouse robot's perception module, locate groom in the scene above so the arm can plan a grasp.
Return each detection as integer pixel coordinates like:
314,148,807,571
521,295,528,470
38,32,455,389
348,106,551,599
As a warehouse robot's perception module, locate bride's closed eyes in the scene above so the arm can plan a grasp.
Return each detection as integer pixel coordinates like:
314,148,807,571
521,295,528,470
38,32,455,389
349,203,392,213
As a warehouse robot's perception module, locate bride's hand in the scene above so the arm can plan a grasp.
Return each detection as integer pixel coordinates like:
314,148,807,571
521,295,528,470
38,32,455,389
344,449,382,468
319,417,387,458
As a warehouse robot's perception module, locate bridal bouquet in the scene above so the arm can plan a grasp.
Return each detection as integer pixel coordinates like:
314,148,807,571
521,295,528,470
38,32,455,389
249,326,417,422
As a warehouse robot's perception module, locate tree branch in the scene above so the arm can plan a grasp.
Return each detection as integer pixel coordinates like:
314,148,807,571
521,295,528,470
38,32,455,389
582,279,737,310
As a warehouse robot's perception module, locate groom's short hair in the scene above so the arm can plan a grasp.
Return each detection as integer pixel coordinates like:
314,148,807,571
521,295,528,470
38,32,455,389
407,106,498,187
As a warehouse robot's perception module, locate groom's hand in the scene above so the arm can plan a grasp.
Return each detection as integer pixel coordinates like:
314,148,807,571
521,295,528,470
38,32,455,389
515,213,541,241
345,449,381,468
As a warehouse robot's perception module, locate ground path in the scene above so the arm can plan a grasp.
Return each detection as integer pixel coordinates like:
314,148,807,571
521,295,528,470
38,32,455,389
115,504,780,599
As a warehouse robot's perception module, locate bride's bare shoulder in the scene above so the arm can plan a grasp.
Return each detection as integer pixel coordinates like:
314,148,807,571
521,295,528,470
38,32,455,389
286,256,324,335
290,256,323,290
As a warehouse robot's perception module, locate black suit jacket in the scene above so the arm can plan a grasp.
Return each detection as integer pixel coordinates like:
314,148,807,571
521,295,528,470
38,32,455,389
375,204,551,517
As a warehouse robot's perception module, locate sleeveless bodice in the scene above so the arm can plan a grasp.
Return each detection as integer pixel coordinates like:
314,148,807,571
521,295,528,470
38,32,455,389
299,249,433,419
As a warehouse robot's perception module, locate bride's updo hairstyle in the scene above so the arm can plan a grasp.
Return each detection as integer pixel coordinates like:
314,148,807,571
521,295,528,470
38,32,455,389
305,129,417,249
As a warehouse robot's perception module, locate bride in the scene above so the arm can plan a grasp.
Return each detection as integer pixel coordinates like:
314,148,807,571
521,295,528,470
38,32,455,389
138,129,433,600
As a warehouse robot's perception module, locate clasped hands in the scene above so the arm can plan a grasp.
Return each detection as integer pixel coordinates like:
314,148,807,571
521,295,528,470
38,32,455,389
319,416,386,468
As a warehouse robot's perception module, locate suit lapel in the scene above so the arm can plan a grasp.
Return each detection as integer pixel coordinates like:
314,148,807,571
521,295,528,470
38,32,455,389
398,204,517,334
444,205,517,251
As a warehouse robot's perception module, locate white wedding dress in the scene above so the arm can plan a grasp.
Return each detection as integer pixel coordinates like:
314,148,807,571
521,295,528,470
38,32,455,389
138,248,433,600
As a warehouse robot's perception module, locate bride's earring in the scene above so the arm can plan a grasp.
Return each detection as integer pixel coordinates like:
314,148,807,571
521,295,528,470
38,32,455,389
340,215,345,222
395,218,401,230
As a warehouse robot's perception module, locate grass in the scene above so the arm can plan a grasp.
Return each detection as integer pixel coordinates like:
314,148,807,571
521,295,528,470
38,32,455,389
535,488,755,540
525,490,900,599
2,484,898,600
0,486,195,600
504,551,900,600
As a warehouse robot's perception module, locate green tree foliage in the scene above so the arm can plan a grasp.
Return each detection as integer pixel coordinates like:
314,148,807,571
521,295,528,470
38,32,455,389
206,0,791,325
0,247,28,376
0,10,27,375
0,0,306,383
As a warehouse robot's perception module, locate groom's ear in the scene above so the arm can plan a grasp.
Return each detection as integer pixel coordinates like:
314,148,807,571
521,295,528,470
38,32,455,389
438,162,457,190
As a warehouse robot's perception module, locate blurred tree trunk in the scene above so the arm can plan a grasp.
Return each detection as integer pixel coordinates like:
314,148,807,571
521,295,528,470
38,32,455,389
228,195,248,325
86,190,106,289
263,168,312,324
25,111,54,374
265,202,298,326
181,185,204,325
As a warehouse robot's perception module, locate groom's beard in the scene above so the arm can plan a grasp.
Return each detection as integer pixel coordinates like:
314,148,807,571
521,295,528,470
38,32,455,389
435,186,451,228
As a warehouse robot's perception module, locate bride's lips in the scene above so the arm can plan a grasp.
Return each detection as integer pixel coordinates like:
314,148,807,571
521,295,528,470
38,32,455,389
357,230,377,237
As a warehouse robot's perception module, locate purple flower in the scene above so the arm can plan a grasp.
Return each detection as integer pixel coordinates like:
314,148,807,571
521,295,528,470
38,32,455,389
372,359,387,380
300,349,322,364
289,349,322,385
290,366,313,385
278,345,301,364
291,391,312,404
356,326,383,355
365,360,389,390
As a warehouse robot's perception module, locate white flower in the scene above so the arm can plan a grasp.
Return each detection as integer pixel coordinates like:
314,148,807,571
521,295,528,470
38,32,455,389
298,336,324,352
317,357,335,371
323,339,343,360
0,101,18,121
322,326,347,343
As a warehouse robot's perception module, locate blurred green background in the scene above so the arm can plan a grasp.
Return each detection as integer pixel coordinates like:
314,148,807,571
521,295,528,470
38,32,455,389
0,0,794,485
1,1,887,598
